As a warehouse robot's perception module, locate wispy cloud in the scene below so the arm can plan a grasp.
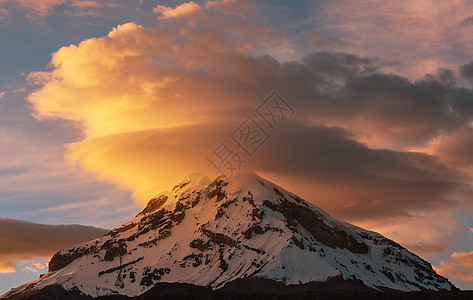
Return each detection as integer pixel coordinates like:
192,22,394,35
0,0,65,20
11,88,25,94
320,0,473,79
0,116,138,228
0,0,109,21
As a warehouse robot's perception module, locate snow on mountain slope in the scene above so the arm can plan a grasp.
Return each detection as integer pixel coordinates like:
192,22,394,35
1,172,454,298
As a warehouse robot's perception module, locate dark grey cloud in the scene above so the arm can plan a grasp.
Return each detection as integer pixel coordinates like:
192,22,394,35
301,52,377,78
460,16,473,27
460,61,473,79
191,50,467,151
252,53,473,148
0,218,107,272
248,121,471,222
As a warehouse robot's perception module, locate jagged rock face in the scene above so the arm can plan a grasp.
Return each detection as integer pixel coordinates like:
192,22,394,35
2,173,455,298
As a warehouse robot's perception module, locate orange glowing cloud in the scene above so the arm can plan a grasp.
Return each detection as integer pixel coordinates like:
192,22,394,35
435,251,473,282
70,0,101,8
434,262,473,282
0,261,15,274
451,251,473,269
65,124,233,201
27,0,281,202
154,1,201,20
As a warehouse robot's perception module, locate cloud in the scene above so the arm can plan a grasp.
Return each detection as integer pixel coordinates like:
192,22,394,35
411,126,473,185
451,251,473,269
0,261,15,273
22,264,46,274
435,251,473,282
25,0,473,259
0,0,106,21
303,31,351,49
70,1,101,9
250,123,468,217
0,218,107,273
0,116,138,228
32,262,46,270
403,241,450,256
460,16,473,27
154,1,201,20
0,0,65,20
0,0,64,17
425,127,473,165
0,7,7,22
11,88,25,94
65,124,231,201
320,0,473,79
303,70,472,149
434,262,473,282
460,61,473,79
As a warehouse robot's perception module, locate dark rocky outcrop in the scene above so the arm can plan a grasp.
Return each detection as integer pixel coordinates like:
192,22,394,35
49,245,95,272
206,179,228,202
139,195,168,215
264,188,369,254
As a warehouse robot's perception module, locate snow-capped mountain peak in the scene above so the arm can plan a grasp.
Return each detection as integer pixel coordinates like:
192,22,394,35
2,172,454,298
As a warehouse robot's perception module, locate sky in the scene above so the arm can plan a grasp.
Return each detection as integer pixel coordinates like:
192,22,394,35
1,0,473,293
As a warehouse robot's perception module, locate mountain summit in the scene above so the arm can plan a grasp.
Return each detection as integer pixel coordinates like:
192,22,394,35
2,172,455,298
